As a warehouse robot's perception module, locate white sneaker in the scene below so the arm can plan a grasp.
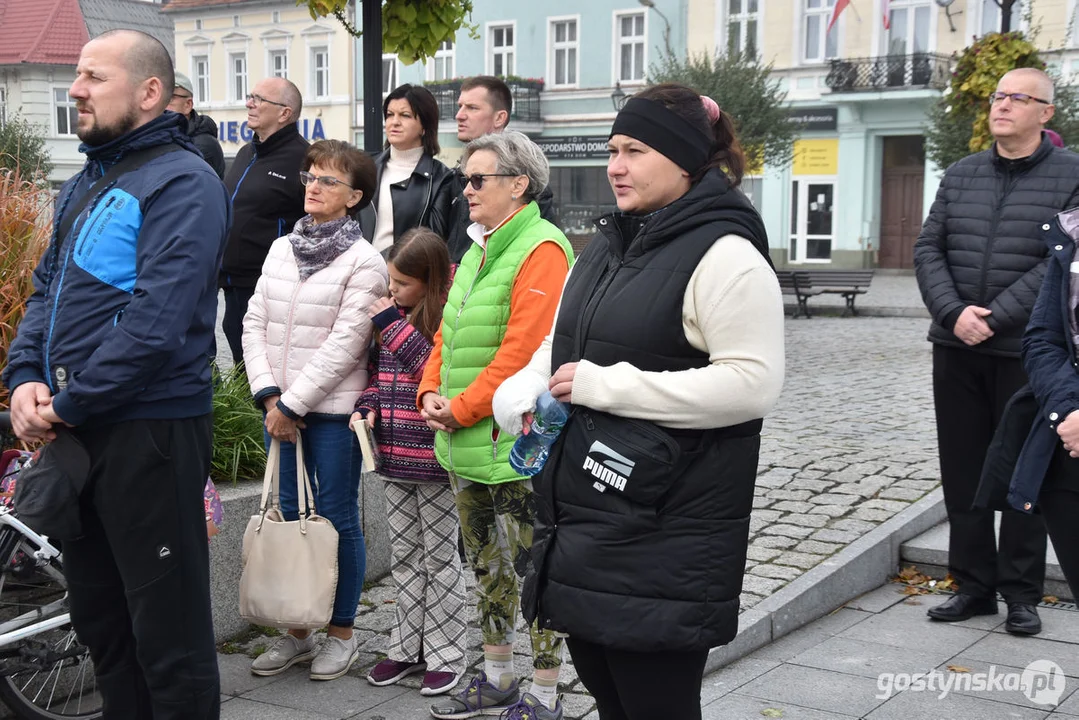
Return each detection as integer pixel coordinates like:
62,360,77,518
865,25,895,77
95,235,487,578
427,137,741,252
310,634,360,681
250,633,318,676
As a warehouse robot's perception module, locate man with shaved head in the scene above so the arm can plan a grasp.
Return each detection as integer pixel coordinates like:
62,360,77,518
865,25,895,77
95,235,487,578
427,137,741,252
219,76,308,365
2,29,228,717
915,66,1079,637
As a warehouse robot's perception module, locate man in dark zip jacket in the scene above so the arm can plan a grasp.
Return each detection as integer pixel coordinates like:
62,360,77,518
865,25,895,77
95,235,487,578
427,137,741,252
914,68,1079,636
2,30,229,718
445,76,558,263
167,71,225,179
220,76,308,365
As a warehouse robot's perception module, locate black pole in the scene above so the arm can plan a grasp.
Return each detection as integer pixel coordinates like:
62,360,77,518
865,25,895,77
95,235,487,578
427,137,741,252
362,0,383,153
1000,0,1014,32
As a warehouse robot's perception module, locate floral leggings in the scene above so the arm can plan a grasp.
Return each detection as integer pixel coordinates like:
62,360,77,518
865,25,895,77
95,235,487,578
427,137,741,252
448,474,563,670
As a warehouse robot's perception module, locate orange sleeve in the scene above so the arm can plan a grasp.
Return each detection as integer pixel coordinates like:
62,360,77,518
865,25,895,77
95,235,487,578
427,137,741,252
416,324,445,409
449,241,570,427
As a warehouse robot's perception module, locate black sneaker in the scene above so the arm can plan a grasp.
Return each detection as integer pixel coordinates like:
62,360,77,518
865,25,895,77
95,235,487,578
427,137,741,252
429,671,520,719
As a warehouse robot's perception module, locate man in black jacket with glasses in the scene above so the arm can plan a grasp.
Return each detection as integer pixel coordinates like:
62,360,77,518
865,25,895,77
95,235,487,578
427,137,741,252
915,67,1079,636
220,77,308,366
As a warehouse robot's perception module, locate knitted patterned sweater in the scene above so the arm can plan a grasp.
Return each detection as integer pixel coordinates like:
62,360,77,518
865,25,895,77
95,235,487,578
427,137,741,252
357,307,448,483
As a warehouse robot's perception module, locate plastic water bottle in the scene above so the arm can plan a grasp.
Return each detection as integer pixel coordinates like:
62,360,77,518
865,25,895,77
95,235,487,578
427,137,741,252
509,391,570,477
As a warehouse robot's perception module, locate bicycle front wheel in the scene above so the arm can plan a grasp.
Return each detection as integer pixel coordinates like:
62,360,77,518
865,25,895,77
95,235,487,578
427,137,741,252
0,530,101,720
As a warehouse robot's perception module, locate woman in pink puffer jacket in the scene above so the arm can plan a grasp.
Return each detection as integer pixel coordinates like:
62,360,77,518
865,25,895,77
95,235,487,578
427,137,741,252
242,139,388,682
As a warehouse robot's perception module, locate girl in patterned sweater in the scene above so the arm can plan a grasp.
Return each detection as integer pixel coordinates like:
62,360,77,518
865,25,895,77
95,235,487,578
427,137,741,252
352,228,467,697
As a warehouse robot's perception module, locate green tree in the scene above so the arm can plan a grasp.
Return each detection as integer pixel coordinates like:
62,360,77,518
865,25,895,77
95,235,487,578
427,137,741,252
0,115,52,178
649,51,799,173
305,0,477,65
925,32,1079,170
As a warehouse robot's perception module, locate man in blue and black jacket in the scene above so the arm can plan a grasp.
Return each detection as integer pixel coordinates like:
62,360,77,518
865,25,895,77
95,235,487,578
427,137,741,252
2,29,230,719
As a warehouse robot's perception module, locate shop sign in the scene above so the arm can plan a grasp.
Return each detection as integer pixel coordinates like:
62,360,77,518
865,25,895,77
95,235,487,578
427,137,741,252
789,107,838,132
792,138,839,175
219,118,326,144
533,135,610,160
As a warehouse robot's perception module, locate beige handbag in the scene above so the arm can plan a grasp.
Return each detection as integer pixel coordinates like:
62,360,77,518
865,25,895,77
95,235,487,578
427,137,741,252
239,436,339,629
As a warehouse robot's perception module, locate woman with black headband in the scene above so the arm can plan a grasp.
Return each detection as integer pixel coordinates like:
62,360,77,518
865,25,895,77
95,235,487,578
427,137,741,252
493,83,785,719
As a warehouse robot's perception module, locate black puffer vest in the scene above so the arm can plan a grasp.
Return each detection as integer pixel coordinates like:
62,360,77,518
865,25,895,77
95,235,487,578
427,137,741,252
524,170,772,652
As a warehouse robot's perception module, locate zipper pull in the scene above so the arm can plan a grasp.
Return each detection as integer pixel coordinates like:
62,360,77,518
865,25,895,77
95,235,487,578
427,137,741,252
585,414,594,431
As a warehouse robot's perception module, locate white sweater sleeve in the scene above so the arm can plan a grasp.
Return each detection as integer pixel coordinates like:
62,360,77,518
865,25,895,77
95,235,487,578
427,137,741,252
492,267,573,435
571,235,785,429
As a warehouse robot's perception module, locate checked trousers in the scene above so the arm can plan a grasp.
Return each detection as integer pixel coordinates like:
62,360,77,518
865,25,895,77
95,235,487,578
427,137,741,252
384,481,468,674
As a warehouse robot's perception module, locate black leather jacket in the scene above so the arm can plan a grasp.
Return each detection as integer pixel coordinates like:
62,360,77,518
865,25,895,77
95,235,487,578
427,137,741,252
359,149,455,249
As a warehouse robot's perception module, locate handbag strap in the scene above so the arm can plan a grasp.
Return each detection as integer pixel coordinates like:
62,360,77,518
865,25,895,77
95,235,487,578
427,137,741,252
258,439,281,514
293,434,319,534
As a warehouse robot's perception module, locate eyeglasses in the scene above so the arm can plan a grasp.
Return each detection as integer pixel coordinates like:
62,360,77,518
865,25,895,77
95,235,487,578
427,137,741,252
988,92,1052,106
460,173,517,191
299,171,353,190
246,93,288,108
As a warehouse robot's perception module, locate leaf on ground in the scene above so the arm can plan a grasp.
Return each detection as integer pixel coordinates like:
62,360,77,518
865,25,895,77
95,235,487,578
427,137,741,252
903,598,923,605
902,585,928,596
1044,595,1059,604
947,665,972,673
760,710,784,718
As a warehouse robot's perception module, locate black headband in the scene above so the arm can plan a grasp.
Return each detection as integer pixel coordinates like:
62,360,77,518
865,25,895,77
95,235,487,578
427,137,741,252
609,97,712,174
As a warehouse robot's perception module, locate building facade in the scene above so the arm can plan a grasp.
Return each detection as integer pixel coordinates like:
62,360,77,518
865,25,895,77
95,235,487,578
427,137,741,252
0,0,174,183
354,0,691,245
698,0,1079,269
165,0,354,164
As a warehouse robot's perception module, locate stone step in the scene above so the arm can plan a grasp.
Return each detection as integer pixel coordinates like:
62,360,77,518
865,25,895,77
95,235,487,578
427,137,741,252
900,520,1074,602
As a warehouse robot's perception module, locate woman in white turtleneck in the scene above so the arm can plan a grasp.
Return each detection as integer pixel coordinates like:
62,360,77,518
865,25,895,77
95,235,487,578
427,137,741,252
361,84,455,255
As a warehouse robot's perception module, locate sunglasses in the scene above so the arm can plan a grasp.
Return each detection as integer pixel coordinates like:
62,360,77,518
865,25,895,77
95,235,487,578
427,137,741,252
460,173,517,190
988,92,1051,106
299,171,353,190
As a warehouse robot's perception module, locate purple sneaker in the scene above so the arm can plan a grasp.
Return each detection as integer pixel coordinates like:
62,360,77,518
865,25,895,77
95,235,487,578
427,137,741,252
429,671,520,719
420,670,460,696
367,658,427,686
500,692,563,719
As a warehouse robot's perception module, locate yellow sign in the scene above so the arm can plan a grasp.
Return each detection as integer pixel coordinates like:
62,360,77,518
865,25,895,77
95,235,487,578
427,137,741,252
792,138,839,176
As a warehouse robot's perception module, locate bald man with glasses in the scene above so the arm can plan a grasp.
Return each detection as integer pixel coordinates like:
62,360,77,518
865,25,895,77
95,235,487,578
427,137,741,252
219,77,308,366
915,68,1079,636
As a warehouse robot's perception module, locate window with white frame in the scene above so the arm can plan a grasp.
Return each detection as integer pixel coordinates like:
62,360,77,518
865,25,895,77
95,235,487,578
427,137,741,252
233,15,240,27
229,53,248,102
192,55,210,104
616,11,646,83
803,0,839,63
550,18,579,87
270,50,288,78
311,46,329,98
53,88,78,136
727,0,759,56
886,0,931,56
382,54,398,94
981,0,1021,34
195,18,202,30
272,11,280,23
489,24,515,76
427,39,454,81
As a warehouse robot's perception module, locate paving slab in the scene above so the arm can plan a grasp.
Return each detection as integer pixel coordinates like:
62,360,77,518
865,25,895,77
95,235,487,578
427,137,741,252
698,657,782,705
237,669,411,717
929,657,1078,712
789,635,948,679
702,693,862,719
736,664,889,717
221,697,338,719
865,687,1053,720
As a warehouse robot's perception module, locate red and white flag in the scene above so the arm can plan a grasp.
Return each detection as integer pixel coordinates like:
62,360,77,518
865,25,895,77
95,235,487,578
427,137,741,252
828,0,851,33
882,0,891,29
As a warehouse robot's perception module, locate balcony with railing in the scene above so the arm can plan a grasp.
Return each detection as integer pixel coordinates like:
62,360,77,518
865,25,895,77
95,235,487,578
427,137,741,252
825,53,951,94
425,79,543,122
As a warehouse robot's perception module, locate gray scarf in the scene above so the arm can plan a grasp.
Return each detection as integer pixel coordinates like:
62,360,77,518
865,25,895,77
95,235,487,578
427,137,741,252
288,215,365,281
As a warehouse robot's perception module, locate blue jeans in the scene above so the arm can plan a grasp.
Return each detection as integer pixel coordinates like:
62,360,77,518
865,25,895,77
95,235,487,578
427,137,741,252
265,417,366,627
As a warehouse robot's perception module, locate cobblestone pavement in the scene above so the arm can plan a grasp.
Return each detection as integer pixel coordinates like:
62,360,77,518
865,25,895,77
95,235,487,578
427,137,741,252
218,315,943,720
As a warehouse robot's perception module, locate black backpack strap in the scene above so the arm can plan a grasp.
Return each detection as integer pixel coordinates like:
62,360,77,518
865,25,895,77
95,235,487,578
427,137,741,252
56,143,184,244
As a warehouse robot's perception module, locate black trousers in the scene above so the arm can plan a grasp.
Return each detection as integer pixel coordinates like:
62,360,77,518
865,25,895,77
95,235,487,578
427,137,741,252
566,637,709,720
66,416,219,720
221,286,255,367
1040,444,1079,601
932,345,1047,604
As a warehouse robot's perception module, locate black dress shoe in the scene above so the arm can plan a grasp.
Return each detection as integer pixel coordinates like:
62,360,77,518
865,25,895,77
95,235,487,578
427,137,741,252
927,593,999,622
1005,603,1042,636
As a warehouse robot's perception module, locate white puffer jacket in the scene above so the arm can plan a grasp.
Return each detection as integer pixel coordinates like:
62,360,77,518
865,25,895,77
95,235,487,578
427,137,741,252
242,235,388,416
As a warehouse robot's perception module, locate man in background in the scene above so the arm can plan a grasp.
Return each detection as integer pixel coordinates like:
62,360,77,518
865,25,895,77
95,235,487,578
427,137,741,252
167,71,225,178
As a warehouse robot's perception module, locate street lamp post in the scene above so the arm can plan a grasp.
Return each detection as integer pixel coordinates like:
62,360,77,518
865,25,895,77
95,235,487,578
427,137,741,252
361,0,383,153
611,81,626,111
638,0,673,57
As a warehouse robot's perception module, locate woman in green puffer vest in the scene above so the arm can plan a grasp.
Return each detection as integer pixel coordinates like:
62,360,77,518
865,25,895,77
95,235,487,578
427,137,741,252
418,131,573,720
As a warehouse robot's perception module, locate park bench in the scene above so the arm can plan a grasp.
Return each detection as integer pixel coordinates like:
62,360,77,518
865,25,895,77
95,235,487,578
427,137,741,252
777,269,875,318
